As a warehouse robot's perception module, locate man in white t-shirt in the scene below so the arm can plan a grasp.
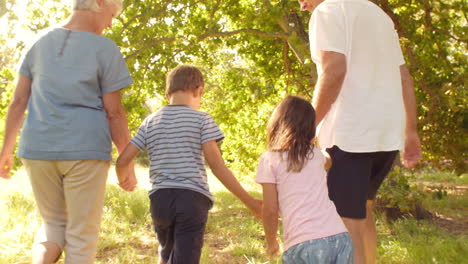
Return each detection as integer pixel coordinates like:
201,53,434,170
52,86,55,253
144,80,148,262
298,0,422,263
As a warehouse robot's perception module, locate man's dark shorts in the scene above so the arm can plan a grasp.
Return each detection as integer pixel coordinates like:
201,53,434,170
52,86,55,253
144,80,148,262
326,146,398,219
150,188,212,264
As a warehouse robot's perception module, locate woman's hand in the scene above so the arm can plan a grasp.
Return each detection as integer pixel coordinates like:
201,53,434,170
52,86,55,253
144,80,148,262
118,165,137,191
0,153,13,179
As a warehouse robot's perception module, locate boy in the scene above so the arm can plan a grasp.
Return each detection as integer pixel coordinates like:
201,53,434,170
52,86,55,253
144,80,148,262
116,65,262,264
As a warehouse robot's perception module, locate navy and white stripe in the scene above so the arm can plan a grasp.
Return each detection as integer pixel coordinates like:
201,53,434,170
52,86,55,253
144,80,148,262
131,105,224,201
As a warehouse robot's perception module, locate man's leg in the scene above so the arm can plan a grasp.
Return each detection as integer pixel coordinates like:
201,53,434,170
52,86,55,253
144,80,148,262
363,200,377,264
341,217,366,264
364,150,398,264
326,146,372,264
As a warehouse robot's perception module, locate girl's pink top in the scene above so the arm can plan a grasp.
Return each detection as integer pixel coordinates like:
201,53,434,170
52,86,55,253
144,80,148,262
256,148,348,250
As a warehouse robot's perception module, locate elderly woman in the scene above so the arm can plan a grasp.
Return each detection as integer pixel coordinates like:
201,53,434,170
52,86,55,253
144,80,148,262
0,0,136,263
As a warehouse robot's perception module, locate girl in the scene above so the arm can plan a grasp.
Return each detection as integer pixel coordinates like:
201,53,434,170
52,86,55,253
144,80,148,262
256,96,353,263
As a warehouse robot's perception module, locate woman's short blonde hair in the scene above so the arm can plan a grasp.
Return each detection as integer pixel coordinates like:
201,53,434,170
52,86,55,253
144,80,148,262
73,0,123,14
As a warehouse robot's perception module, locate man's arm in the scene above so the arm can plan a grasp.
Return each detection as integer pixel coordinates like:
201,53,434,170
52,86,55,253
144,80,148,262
202,140,262,219
400,65,422,168
312,51,347,126
0,75,31,179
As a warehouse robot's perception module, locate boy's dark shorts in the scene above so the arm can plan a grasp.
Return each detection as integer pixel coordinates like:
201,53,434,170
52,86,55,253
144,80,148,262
326,146,398,219
150,188,212,264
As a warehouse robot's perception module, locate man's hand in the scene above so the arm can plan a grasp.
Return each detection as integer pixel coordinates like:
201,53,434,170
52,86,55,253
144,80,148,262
401,131,422,168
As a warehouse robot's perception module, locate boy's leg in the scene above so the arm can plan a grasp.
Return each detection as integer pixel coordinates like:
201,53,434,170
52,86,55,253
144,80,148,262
169,189,211,264
23,159,66,263
61,160,110,264
150,190,176,263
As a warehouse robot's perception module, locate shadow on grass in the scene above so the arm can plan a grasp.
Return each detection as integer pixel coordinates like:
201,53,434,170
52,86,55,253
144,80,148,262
98,186,274,263
202,189,277,264
377,214,468,264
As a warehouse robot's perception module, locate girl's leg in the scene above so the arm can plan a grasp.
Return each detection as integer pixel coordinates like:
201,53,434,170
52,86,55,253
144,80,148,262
23,159,66,264
281,238,333,264
335,232,354,264
61,160,109,264
282,233,354,264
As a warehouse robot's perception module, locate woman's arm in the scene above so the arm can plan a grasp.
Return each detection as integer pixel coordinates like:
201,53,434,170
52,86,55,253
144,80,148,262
103,90,137,191
115,144,140,191
0,75,31,179
102,90,131,153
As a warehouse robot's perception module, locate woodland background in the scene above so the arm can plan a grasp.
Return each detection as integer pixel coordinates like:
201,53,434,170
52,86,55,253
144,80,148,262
0,0,466,262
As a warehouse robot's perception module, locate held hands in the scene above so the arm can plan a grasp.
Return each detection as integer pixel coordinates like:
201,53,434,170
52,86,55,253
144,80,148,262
402,131,422,168
117,165,137,191
248,198,263,220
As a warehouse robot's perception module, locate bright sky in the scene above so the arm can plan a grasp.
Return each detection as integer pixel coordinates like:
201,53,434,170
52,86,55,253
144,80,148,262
0,0,70,50
0,0,34,46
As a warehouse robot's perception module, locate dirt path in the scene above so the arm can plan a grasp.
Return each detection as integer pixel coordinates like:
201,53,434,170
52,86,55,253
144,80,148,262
413,180,468,235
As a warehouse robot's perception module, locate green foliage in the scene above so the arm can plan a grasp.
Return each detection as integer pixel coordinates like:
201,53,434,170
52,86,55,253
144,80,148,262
113,0,465,174
377,166,427,215
0,0,466,193
378,218,468,264
380,0,467,173
414,167,468,185
2,169,466,263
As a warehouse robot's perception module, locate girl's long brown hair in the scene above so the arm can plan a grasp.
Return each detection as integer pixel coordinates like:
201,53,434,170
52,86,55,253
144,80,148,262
267,96,316,172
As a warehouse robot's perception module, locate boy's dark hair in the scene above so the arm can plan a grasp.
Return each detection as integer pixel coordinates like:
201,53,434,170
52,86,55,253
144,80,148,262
165,65,204,97
267,96,316,172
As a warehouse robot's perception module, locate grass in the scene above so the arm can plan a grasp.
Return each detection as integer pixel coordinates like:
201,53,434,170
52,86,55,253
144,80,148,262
1,167,467,263
413,168,468,185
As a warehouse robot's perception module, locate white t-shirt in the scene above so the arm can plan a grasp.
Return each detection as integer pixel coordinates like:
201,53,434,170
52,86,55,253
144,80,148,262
310,0,406,152
256,148,347,250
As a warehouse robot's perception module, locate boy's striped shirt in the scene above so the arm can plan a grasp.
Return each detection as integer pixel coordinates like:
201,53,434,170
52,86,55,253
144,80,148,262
131,105,224,201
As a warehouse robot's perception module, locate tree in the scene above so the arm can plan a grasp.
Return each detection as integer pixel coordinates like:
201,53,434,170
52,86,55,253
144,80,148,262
0,0,466,174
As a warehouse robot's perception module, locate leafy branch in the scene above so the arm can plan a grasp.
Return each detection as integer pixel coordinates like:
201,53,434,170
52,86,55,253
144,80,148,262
125,29,288,61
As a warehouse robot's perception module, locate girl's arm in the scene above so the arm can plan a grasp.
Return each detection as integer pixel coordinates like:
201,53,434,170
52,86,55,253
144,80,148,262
261,183,280,257
115,143,140,191
202,140,262,219
322,150,332,170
